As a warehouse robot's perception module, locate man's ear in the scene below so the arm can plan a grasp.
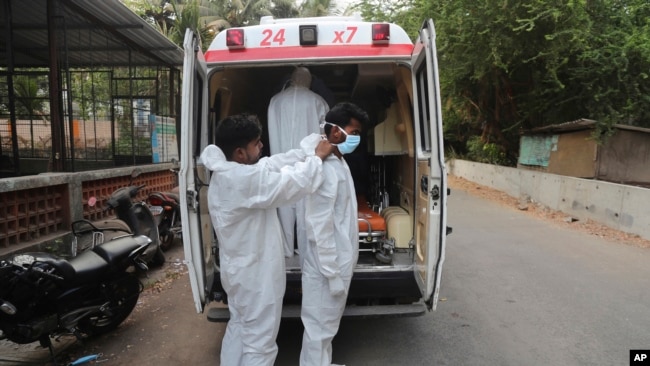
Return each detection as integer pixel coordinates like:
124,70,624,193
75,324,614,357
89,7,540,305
232,147,246,163
333,126,345,141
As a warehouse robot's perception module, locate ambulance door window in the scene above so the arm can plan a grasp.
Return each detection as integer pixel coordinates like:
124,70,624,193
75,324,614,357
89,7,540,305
415,68,432,153
193,74,204,157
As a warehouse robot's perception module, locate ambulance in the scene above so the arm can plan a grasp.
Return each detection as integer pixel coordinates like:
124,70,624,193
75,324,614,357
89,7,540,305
179,14,449,320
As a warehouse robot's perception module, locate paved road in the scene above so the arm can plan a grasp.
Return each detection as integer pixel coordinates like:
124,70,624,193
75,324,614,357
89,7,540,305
3,187,650,365
275,188,650,365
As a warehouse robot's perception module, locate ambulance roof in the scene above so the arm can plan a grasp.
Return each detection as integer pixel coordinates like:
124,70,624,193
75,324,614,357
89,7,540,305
205,15,414,64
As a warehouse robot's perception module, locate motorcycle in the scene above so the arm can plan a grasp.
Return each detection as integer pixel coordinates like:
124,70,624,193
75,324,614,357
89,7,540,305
147,165,181,251
73,168,166,267
147,184,181,251
0,234,151,363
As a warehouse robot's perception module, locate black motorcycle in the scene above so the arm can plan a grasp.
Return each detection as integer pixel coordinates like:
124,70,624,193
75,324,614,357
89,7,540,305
0,234,151,362
74,169,166,267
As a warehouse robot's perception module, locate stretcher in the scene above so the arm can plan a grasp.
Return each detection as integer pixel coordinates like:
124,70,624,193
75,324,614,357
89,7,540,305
356,195,413,264
357,195,386,249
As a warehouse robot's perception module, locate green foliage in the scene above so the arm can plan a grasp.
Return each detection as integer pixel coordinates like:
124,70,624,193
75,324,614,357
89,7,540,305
12,75,48,117
352,0,417,30
299,0,337,17
396,0,650,165
128,0,297,50
126,0,361,50
465,136,510,165
115,136,153,156
70,71,111,121
123,0,650,167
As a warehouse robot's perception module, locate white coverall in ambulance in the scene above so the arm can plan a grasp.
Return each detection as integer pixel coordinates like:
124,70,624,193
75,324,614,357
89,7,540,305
268,67,330,257
299,139,359,366
199,134,325,366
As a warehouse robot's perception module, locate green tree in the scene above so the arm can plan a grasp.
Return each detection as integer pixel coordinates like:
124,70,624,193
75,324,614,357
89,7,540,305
299,0,336,17
126,0,301,50
390,0,650,164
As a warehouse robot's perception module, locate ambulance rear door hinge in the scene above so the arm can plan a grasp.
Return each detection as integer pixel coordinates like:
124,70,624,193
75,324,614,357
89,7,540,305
187,190,199,212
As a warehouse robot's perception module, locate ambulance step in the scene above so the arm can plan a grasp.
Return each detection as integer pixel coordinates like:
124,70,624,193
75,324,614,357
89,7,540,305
207,303,426,322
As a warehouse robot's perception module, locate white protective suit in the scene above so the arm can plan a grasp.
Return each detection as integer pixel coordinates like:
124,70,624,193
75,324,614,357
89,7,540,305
199,134,325,366
268,67,330,257
299,140,359,366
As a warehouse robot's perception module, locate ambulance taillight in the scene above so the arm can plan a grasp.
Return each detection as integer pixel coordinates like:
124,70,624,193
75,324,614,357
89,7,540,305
226,29,245,49
372,23,390,44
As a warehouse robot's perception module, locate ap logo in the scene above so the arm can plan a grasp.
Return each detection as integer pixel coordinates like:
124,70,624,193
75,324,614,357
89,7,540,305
631,350,650,365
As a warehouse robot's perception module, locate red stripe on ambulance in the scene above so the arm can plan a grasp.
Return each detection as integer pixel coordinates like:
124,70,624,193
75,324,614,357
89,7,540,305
205,44,414,63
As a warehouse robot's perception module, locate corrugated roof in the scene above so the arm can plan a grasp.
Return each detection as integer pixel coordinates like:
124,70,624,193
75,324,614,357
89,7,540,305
0,0,183,68
525,118,650,135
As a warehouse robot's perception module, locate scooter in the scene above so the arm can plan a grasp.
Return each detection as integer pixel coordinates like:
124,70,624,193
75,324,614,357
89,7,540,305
147,186,181,251
0,234,151,364
73,169,166,267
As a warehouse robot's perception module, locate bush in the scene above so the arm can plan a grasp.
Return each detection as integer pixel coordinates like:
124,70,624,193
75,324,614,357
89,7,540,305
465,136,509,165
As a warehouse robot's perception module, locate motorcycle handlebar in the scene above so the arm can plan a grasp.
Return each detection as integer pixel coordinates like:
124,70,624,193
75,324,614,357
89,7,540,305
33,267,65,281
129,185,147,198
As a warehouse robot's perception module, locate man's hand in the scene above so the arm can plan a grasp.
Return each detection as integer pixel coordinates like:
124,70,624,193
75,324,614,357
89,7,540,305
315,139,335,160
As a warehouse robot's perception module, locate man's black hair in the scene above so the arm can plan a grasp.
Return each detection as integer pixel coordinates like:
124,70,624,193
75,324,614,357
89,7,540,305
323,102,369,136
214,113,262,160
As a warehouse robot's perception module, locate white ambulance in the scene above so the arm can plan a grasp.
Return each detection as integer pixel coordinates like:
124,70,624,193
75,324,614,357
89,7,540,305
179,14,449,320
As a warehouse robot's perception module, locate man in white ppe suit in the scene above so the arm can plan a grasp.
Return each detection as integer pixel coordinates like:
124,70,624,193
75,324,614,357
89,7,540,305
199,113,334,366
299,102,368,366
268,67,330,257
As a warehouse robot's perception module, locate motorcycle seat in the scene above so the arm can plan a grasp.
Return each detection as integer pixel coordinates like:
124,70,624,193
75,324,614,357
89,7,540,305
92,235,146,264
159,191,179,203
69,250,110,280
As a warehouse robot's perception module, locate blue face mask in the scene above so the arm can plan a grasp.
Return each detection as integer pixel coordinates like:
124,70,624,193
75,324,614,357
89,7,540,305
322,122,361,154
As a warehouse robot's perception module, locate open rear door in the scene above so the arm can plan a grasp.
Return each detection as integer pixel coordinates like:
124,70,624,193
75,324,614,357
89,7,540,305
179,29,213,313
411,19,448,311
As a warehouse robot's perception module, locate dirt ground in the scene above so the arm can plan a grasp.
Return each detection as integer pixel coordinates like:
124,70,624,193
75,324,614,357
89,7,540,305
447,175,650,249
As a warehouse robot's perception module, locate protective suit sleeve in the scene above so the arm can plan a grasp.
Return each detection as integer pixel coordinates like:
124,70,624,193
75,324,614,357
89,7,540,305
264,147,307,172
199,144,226,170
305,173,342,289
245,155,325,210
328,276,346,297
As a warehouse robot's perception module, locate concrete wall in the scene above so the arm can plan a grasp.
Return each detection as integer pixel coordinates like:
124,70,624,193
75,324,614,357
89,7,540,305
447,159,650,241
598,129,650,185
0,164,176,257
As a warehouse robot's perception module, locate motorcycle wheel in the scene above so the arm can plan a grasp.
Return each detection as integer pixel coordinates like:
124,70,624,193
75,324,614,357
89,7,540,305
77,275,140,336
150,246,166,267
158,219,174,252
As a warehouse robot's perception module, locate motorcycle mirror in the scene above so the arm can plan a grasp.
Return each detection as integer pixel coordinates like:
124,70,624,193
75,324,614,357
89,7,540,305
129,168,143,186
131,168,143,179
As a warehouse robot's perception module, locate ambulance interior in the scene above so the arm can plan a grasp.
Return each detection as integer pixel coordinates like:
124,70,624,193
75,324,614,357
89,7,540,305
207,62,416,271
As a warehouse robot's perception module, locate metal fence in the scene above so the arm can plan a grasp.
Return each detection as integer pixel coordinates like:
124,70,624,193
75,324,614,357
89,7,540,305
0,66,180,177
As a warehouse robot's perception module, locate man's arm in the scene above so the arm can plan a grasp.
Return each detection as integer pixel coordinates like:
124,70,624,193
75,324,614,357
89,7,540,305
263,134,328,171
240,137,331,209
